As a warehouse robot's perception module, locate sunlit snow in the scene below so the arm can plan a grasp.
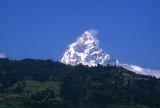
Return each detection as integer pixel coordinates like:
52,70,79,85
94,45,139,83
60,30,160,78
0,53,6,58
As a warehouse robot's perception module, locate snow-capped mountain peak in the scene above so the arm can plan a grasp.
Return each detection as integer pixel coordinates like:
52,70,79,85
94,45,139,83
60,30,118,66
0,53,6,58
60,30,160,78
75,31,97,46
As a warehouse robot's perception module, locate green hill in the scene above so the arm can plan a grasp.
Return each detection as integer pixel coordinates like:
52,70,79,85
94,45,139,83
0,58,160,108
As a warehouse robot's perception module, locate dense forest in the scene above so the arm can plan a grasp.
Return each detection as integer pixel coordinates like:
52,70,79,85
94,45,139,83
0,58,160,108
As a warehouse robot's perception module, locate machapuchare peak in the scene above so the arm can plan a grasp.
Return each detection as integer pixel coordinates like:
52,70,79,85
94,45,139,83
60,30,118,66
60,30,160,78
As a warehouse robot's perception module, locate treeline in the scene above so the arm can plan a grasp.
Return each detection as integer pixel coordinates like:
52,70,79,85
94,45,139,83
0,58,69,88
0,58,160,107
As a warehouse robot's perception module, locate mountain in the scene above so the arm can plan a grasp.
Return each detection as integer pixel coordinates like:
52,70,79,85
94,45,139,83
60,30,160,78
60,31,118,66
0,53,6,58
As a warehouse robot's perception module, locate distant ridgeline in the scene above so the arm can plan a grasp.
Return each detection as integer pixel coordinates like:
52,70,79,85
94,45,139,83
0,58,160,108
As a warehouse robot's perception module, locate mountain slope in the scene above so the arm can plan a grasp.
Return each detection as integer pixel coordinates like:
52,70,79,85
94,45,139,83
60,30,160,78
60,31,118,66
0,58,160,107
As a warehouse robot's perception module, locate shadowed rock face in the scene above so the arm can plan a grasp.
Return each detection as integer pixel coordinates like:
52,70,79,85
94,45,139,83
60,31,118,66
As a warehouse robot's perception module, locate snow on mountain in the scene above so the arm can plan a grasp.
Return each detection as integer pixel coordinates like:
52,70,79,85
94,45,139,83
60,30,160,78
117,63,160,78
0,53,6,58
60,31,118,66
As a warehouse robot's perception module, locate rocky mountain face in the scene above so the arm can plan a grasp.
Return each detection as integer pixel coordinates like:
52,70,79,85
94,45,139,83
60,31,118,66
60,30,160,78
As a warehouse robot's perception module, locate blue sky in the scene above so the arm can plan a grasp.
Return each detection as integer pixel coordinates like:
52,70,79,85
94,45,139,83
0,0,160,70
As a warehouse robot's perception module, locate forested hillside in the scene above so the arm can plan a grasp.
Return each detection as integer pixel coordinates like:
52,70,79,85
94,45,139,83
0,58,160,108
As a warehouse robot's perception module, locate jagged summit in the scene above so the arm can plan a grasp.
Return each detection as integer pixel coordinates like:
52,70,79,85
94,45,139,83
60,30,160,78
60,30,118,66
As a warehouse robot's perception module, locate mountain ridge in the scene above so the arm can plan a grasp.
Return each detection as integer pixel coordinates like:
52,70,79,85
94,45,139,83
60,30,160,78
60,31,118,66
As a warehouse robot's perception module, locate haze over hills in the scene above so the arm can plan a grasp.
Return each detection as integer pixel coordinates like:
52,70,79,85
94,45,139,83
60,30,160,78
